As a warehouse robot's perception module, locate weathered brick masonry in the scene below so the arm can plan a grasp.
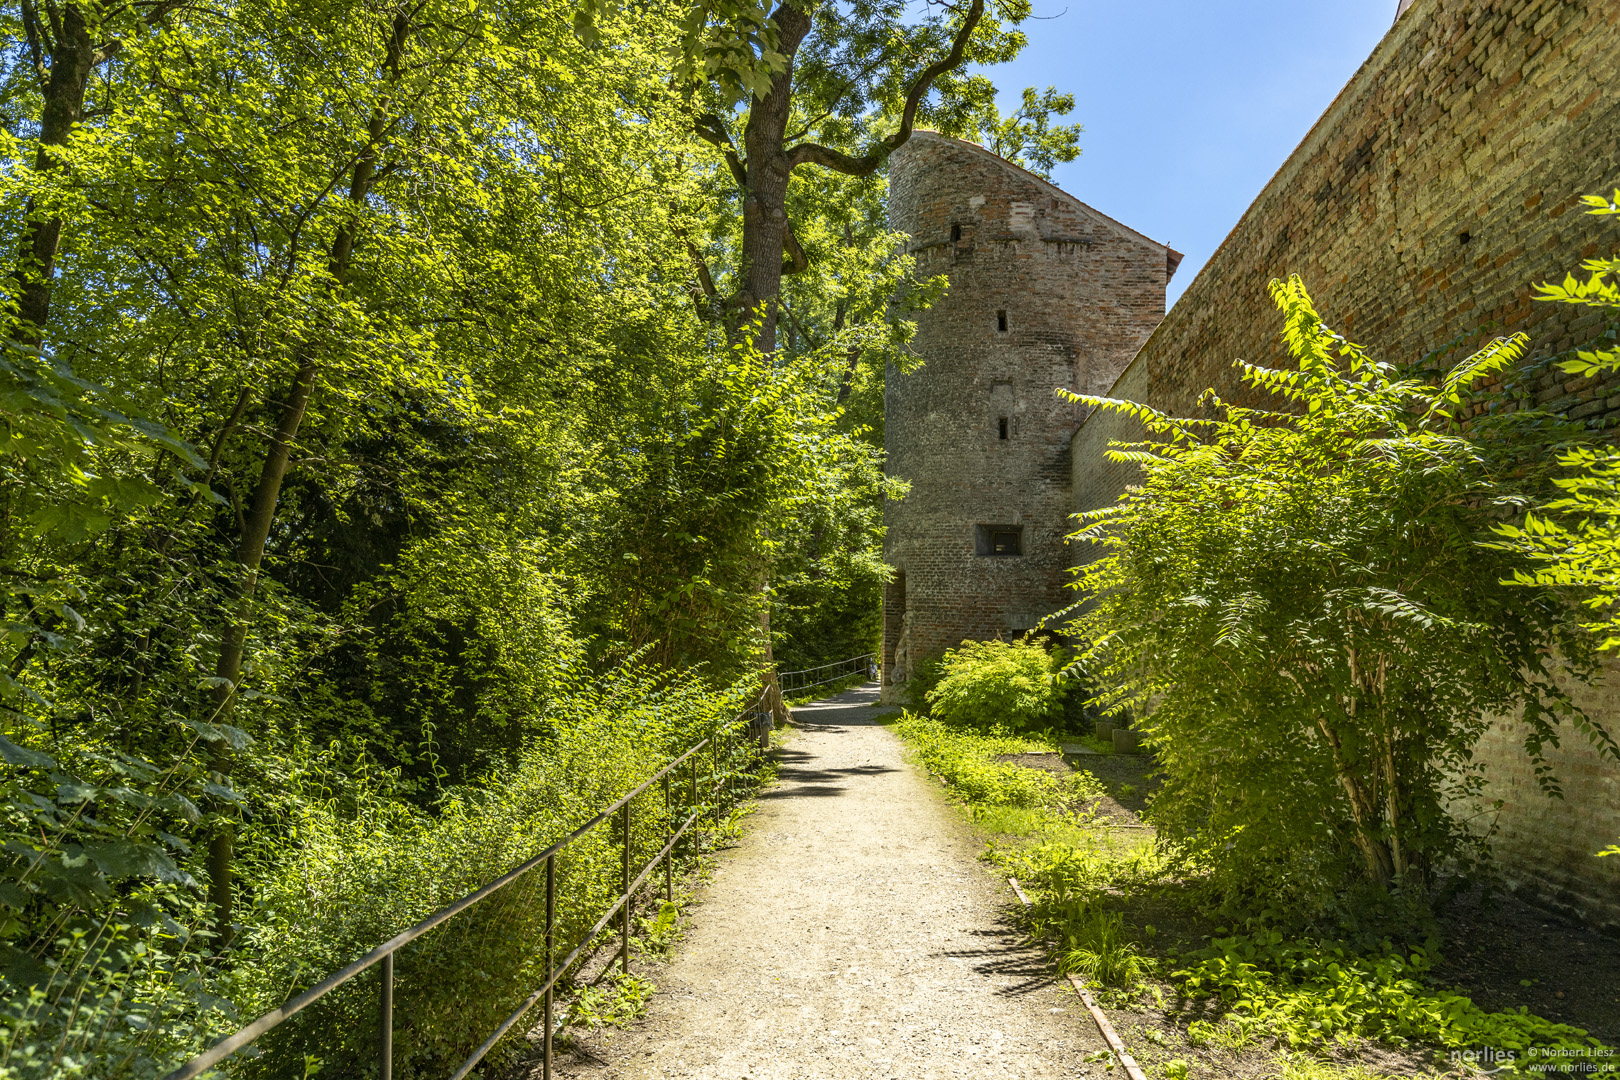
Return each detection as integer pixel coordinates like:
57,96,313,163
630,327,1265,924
1069,0,1620,929
882,133,1177,704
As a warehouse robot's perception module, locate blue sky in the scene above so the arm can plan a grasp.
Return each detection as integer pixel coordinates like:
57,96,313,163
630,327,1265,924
979,0,1397,305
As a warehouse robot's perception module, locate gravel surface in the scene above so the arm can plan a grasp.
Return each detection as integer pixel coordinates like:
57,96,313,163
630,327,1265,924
548,684,1107,1079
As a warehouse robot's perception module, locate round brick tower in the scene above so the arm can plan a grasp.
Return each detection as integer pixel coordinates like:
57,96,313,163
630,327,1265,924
881,132,1181,703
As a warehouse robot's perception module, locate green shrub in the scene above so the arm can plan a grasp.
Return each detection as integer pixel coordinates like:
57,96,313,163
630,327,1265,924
1066,276,1613,922
924,638,1064,730
905,652,946,710
231,665,758,1080
1001,836,1168,904
1175,930,1610,1067
1053,905,1145,988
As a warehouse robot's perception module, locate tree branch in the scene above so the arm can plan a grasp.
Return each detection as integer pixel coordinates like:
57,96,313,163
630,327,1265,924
694,112,748,189
44,0,64,46
781,217,808,276
785,0,985,176
780,297,816,350
20,0,49,88
685,239,719,302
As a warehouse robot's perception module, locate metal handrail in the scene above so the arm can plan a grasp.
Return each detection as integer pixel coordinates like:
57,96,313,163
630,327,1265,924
162,694,766,1080
778,653,875,677
777,652,876,697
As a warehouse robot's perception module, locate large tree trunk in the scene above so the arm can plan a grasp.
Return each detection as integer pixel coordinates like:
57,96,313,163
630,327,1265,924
11,3,104,347
204,10,409,945
731,7,811,353
732,9,809,724
717,0,981,727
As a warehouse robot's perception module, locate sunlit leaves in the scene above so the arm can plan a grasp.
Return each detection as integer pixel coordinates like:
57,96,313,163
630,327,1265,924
1065,275,1607,924
1491,197,1620,649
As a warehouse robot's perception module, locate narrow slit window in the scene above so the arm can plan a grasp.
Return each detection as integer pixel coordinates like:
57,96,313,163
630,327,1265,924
997,310,1008,332
950,223,962,242
998,416,1009,440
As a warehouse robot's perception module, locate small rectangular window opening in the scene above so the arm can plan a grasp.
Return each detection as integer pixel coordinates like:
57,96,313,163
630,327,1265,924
975,523,1024,557
950,223,962,242
997,310,1008,332
997,416,1009,440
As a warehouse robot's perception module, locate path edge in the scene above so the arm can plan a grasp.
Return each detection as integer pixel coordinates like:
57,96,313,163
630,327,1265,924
1007,876,1151,1080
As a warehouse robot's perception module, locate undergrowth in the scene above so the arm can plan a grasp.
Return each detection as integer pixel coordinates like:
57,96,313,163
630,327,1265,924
567,972,658,1031
226,673,770,1080
893,712,1104,812
898,712,1615,1077
1175,931,1607,1061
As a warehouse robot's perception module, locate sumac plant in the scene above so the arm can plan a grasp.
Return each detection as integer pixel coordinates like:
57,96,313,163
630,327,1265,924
1063,275,1616,921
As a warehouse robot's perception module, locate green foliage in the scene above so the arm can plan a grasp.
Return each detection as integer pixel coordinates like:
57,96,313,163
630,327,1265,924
0,0,911,1071
999,836,1168,906
1175,931,1609,1069
1267,1054,1399,1080
1492,190,1620,650
236,666,757,1079
1000,838,1164,999
1001,830,1610,1077
567,972,658,1032
1053,906,1144,988
925,637,1066,731
893,713,1067,808
1064,275,1614,922
929,81,1083,178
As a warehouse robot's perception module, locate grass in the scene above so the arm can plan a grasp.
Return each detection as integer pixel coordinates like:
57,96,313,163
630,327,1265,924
894,711,1106,814
892,711,1613,1079
1264,1055,1405,1080
1053,906,1146,987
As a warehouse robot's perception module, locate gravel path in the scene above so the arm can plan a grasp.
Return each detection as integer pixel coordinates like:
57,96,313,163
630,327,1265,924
550,684,1105,1079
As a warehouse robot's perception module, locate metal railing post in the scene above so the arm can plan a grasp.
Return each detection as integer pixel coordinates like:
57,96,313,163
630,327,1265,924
620,800,631,976
379,952,393,1080
544,853,554,1080
663,773,673,903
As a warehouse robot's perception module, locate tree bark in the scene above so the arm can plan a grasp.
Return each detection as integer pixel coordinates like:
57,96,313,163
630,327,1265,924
11,3,109,347
204,9,410,945
731,5,813,353
703,0,984,721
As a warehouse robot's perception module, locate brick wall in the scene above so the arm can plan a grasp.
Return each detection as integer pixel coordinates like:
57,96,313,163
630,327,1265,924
883,133,1174,703
1069,0,1620,927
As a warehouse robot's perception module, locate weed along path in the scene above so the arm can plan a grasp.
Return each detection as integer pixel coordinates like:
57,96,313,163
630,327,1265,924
548,683,1107,1079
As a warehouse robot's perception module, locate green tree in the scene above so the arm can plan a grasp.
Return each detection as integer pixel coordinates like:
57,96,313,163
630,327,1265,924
1065,276,1615,922
928,79,1081,178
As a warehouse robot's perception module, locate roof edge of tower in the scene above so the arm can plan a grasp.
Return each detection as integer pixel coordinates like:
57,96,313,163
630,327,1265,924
900,130,1185,282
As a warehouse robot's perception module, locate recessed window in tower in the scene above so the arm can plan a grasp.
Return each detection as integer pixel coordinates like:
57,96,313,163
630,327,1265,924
997,310,1008,332
950,223,962,242
997,416,1009,440
975,523,1024,557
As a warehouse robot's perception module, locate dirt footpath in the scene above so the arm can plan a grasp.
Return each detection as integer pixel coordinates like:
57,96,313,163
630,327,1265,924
551,684,1106,1080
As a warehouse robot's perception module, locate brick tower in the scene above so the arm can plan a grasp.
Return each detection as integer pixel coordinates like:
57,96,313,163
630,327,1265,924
881,132,1180,703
